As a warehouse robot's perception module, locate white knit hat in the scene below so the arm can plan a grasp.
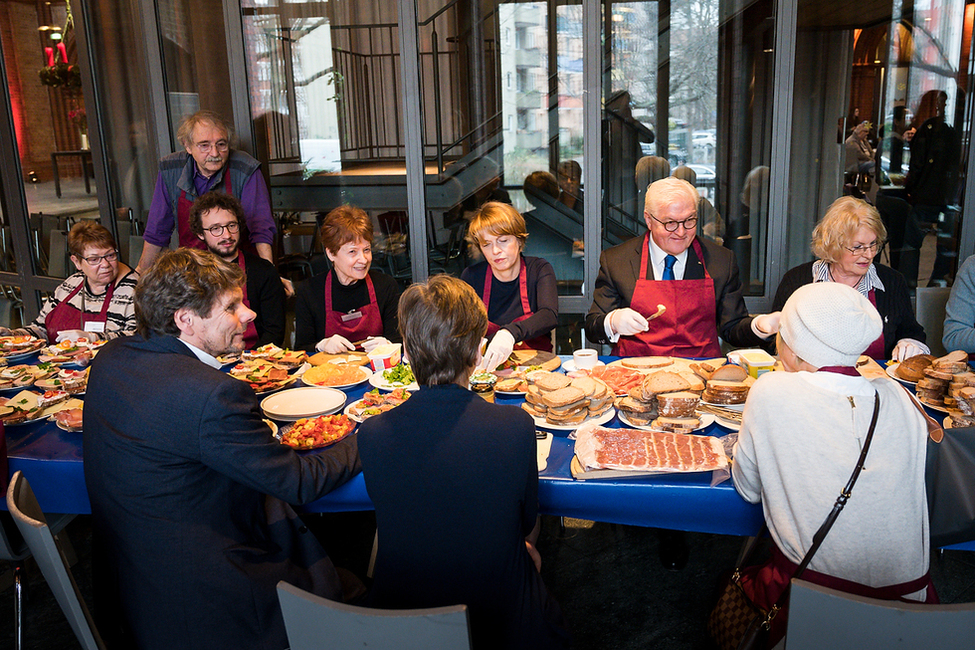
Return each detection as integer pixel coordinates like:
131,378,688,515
779,282,883,368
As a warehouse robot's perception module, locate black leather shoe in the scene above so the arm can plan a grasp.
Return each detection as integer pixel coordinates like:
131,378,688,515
657,529,689,570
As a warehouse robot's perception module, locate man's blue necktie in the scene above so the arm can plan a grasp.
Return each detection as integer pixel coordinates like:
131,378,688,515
662,254,677,281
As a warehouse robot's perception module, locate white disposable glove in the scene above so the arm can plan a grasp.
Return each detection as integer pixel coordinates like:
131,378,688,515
482,329,516,372
891,338,930,362
56,329,90,343
316,334,354,354
610,308,650,337
751,312,781,338
361,336,391,353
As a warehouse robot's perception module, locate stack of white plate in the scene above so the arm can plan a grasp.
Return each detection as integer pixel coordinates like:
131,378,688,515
260,386,347,421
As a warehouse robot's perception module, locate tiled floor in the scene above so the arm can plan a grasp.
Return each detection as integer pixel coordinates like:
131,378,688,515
2,513,974,649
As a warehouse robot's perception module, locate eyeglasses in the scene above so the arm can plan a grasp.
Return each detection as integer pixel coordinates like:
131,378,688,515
647,212,698,233
203,222,240,237
195,140,230,154
843,240,884,256
81,251,118,265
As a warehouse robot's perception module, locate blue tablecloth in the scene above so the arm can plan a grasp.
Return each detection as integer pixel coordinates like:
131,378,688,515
7,355,971,549
2,355,764,536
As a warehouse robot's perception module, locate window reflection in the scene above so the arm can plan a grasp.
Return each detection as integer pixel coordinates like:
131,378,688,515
789,0,970,291
603,0,773,296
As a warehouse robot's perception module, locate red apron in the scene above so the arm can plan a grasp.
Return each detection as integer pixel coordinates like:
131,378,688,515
235,254,259,349
324,271,383,341
176,170,232,249
864,289,886,359
740,544,937,648
44,278,117,342
614,235,721,358
482,260,553,352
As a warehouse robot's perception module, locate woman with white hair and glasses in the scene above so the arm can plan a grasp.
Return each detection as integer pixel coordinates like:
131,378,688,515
770,196,927,361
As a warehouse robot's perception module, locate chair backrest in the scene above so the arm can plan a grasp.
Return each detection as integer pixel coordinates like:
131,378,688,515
786,578,975,649
915,286,952,357
277,581,471,650
6,471,106,650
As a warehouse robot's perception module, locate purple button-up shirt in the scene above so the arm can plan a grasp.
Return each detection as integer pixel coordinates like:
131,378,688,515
144,162,275,248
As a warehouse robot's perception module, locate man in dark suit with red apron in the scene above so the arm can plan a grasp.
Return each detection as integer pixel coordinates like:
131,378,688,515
585,177,778,357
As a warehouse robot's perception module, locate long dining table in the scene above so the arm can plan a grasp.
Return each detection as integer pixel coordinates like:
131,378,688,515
3,354,765,536
8,354,969,549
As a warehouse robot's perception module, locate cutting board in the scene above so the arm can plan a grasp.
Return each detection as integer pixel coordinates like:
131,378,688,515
498,349,561,372
308,351,371,366
856,355,888,380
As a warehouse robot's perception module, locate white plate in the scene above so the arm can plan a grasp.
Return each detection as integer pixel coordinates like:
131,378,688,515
919,399,949,414
261,386,347,421
368,370,419,392
217,353,241,366
713,414,741,431
56,419,83,433
618,411,715,432
302,365,372,390
701,400,745,412
3,349,42,364
885,362,917,386
532,406,616,432
562,359,606,373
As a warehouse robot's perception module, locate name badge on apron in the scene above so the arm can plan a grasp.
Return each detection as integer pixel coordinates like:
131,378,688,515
85,321,106,333
341,310,364,323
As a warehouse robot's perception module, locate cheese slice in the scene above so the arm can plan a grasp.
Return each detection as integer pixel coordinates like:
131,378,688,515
41,397,83,418
8,390,39,412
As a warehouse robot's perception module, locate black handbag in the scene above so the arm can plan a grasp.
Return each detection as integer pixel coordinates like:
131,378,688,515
708,392,880,650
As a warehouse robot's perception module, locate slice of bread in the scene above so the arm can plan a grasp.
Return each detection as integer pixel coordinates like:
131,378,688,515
541,386,587,408
622,356,673,370
615,396,657,414
569,375,598,397
710,364,749,382
533,372,572,392
651,416,700,433
642,371,691,396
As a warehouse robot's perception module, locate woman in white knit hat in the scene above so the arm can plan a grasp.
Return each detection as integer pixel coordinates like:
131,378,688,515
731,282,937,647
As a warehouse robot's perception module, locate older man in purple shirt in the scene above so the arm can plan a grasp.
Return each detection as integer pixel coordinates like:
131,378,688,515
136,111,277,276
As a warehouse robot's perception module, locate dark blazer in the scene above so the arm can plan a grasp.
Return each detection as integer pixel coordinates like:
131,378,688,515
84,334,361,650
584,235,762,348
358,384,569,650
294,269,402,353
242,250,287,347
772,261,926,359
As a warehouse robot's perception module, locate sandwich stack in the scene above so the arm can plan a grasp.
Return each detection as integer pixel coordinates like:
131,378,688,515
614,370,698,427
522,371,614,426
915,351,968,408
948,385,975,427
651,391,701,432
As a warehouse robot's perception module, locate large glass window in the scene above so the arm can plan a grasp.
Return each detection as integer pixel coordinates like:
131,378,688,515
86,0,157,270
602,0,775,297
241,0,407,285
0,0,99,282
788,0,972,292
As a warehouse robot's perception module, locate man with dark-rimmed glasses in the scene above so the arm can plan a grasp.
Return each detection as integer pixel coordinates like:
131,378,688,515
585,176,776,358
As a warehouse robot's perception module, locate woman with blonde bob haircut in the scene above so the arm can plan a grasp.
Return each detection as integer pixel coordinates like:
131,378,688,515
771,196,927,361
357,275,570,650
461,201,558,371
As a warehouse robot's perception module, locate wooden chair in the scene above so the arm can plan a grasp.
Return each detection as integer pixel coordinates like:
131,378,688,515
276,581,471,650
785,578,975,649
6,471,104,650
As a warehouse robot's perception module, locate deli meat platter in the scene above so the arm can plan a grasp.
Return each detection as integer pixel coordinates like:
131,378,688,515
570,423,728,480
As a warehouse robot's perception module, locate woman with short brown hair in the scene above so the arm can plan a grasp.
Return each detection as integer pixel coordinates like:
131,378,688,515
461,201,558,370
294,205,402,354
357,275,569,650
1,221,138,342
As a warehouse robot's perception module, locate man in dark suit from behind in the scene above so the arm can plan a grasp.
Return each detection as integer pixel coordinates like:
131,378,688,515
84,248,361,650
